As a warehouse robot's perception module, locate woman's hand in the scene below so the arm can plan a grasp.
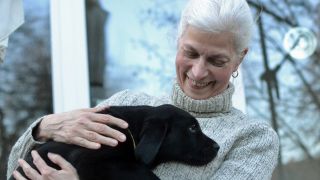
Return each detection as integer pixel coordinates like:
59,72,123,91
13,150,79,180
34,106,128,149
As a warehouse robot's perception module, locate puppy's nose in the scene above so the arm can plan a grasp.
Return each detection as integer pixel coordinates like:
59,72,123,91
213,143,220,152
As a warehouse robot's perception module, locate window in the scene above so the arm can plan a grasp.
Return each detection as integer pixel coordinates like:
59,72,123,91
0,0,52,178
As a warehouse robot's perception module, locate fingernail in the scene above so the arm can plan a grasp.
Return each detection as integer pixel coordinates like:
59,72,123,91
13,170,18,177
110,140,118,146
122,123,128,128
99,106,109,110
119,134,126,142
94,143,101,149
96,107,104,112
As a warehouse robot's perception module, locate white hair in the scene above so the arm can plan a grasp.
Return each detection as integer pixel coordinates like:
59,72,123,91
178,0,254,54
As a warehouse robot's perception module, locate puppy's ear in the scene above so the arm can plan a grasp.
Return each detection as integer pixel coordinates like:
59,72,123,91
134,119,168,166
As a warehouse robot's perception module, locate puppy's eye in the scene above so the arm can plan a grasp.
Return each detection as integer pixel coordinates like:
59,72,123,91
189,124,198,133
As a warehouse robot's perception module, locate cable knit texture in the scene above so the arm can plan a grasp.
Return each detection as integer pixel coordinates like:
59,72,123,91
7,82,279,180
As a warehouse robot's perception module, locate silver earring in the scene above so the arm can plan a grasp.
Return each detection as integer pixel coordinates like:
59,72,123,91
232,71,239,78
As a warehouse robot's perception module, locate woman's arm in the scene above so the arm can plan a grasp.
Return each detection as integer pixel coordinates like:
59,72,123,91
7,117,44,179
7,106,128,179
7,90,142,179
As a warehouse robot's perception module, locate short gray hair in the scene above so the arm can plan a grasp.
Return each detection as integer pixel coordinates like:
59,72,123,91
178,0,254,54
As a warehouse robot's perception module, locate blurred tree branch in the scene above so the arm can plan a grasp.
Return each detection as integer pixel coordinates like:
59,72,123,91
0,5,52,179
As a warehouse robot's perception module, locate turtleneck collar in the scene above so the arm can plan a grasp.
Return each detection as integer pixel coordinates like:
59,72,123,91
171,82,234,118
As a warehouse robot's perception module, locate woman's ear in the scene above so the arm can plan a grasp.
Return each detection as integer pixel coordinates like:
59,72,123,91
234,48,249,71
240,48,249,62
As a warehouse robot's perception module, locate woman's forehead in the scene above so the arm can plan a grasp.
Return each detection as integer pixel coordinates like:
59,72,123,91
179,26,236,57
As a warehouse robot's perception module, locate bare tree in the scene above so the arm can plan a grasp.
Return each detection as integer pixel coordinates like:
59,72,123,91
0,5,52,179
139,0,320,179
245,0,320,179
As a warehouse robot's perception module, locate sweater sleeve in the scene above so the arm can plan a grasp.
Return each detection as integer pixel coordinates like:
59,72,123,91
6,90,143,179
212,123,280,180
6,117,47,179
96,89,132,107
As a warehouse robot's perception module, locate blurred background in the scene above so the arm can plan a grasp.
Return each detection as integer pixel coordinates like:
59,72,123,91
0,0,319,179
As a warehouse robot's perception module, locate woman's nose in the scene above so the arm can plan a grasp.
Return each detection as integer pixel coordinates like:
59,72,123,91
191,59,208,80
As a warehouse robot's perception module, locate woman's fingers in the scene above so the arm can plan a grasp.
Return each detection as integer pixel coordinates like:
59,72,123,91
31,150,56,175
67,112,128,148
89,113,128,129
80,106,109,113
70,136,102,149
85,121,127,141
47,153,77,172
17,159,41,180
14,151,79,180
12,170,27,180
71,130,124,148
80,130,121,147
79,106,128,129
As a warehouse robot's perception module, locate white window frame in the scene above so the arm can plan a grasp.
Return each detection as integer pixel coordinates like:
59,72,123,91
50,0,90,113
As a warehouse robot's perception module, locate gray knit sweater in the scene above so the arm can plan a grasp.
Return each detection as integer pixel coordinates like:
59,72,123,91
7,83,279,180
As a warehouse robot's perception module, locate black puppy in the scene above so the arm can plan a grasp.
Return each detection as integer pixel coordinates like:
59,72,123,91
14,104,219,180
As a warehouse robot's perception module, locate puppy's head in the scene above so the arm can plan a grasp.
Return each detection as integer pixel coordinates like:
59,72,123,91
134,104,219,167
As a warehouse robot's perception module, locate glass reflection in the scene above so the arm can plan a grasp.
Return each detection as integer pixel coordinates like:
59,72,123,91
0,1,52,179
86,0,109,105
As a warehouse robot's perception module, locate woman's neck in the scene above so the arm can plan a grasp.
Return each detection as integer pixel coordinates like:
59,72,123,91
171,82,234,118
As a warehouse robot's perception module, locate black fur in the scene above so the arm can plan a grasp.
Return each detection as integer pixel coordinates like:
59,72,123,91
14,104,219,180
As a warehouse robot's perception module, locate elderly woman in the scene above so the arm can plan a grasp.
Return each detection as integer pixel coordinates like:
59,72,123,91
8,0,279,179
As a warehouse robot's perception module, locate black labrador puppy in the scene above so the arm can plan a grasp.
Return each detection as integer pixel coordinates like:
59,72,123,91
14,104,219,180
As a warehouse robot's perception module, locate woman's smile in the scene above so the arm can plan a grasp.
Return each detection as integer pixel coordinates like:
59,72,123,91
186,75,213,89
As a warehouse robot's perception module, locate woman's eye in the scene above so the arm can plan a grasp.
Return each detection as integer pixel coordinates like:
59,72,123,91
189,124,198,133
184,51,198,58
209,59,226,67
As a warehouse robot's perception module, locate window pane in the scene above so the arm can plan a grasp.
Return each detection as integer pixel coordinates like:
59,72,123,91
86,0,185,106
0,1,52,178
243,1,320,180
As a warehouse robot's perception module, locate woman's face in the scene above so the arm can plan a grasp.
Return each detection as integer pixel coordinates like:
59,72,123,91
176,26,245,100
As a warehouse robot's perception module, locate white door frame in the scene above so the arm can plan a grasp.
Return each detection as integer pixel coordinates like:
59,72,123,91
50,0,90,113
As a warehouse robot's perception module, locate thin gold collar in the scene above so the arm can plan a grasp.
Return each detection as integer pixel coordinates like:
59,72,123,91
127,129,136,149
